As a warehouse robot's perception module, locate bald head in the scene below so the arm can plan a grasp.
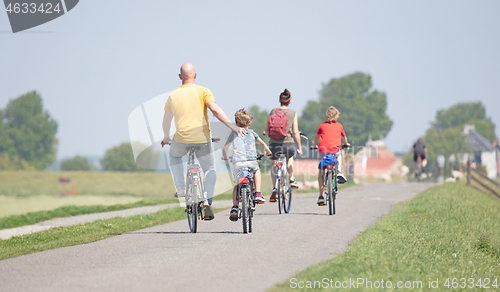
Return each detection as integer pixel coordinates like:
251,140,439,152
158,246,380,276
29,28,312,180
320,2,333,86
178,63,197,85
180,63,196,78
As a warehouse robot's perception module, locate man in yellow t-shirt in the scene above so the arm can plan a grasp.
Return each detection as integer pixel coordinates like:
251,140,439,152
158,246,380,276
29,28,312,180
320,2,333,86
162,63,245,220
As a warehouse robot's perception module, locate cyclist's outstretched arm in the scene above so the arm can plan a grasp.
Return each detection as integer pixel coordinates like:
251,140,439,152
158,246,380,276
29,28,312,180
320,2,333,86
207,101,246,136
256,137,272,156
162,110,174,143
291,113,302,156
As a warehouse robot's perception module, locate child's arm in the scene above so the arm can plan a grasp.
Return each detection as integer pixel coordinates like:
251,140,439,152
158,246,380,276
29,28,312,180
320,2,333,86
312,133,321,148
342,135,349,146
256,137,272,157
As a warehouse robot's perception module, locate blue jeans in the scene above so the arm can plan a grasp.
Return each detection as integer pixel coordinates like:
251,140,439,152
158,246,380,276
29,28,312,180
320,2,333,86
169,139,216,204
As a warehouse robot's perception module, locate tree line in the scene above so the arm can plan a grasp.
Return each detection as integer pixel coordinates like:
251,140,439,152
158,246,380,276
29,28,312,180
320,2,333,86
402,102,497,176
0,91,149,172
249,72,394,151
2,75,496,173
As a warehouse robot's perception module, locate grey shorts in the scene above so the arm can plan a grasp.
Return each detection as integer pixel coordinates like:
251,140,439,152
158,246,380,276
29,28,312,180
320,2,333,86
232,161,259,183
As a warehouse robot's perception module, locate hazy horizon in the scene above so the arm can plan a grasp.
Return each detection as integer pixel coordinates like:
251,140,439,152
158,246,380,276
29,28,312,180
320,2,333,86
1,1,499,159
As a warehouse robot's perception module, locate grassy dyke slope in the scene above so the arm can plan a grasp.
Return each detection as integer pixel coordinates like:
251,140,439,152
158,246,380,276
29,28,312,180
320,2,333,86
270,183,500,291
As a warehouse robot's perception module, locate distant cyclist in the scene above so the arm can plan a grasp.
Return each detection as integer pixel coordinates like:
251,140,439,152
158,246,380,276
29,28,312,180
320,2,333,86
413,138,428,176
162,63,246,220
264,89,303,202
311,106,349,206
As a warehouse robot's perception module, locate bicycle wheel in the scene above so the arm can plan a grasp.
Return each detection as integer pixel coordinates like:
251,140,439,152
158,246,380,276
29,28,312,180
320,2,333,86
241,187,249,234
248,192,253,234
277,178,282,214
186,183,197,233
283,187,292,213
328,172,335,215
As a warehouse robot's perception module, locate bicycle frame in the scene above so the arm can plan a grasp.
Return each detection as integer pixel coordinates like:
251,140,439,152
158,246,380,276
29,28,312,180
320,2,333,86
322,163,338,215
185,147,205,233
235,168,256,234
274,154,292,214
162,138,219,233
416,154,422,182
315,144,349,215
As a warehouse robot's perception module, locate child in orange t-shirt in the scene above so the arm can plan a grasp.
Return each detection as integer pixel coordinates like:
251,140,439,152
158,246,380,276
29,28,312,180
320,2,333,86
311,106,350,206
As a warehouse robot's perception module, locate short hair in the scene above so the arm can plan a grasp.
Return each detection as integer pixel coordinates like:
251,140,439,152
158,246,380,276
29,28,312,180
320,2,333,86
279,89,291,106
326,106,341,122
418,138,423,143
235,109,252,127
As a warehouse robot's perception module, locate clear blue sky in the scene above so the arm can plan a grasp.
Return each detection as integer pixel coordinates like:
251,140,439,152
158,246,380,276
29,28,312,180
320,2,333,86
1,0,499,158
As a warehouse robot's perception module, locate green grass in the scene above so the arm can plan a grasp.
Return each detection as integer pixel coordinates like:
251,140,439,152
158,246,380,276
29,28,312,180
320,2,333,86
269,183,500,291
0,170,350,229
0,198,179,230
0,207,225,260
0,171,177,197
0,171,235,218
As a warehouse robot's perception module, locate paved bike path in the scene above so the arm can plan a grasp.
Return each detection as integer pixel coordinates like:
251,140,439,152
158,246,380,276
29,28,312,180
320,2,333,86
0,200,234,240
0,182,435,292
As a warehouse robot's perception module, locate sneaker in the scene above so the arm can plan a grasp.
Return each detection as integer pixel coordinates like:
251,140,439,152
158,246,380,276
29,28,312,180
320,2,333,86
337,173,347,184
174,190,185,198
317,195,325,206
290,180,299,189
203,204,215,220
229,206,238,222
254,192,265,204
269,189,277,202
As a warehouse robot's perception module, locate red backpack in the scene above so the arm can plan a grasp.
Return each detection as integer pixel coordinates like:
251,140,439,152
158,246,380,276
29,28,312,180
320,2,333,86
267,108,289,139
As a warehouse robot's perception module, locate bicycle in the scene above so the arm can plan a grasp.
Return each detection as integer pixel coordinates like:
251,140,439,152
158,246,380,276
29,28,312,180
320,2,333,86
232,154,265,234
313,144,350,215
162,138,220,233
272,133,308,214
415,154,423,182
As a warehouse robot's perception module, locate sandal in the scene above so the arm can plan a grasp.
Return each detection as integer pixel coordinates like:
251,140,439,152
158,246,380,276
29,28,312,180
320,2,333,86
174,190,185,198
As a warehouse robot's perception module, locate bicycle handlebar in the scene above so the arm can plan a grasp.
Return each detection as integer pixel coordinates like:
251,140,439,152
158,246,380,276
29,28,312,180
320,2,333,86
223,153,266,161
161,138,220,148
261,132,309,139
310,144,351,150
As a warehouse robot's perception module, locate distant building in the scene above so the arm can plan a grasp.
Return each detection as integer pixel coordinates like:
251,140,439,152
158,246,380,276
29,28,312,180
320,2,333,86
353,137,402,178
491,140,500,177
463,124,498,179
